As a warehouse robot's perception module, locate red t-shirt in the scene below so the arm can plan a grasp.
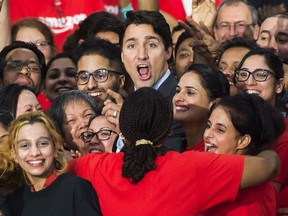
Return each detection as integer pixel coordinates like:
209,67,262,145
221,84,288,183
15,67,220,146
273,118,288,213
203,182,277,216
187,140,205,152
37,93,52,111
69,150,244,216
9,0,119,50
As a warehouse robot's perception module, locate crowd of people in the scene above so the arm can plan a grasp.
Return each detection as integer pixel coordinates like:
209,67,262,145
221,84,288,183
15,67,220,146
0,0,288,215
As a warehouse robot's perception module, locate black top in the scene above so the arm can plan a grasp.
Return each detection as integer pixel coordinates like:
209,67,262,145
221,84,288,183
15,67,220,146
8,173,102,216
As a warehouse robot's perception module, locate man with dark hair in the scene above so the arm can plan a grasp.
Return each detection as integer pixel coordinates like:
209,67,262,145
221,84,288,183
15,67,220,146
74,39,131,109
0,41,46,95
104,10,186,152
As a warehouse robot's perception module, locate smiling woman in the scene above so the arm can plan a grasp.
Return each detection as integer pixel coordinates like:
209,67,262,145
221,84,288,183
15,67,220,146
173,64,230,151
44,52,77,102
203,93,284,215
48,90,100,158
0,112,101,215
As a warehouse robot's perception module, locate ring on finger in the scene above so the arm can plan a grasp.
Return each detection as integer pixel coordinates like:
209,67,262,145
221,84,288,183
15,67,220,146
113,110,117,118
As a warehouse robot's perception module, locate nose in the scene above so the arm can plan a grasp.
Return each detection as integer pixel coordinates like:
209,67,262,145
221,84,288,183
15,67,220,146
58,73,68,84
138,45,148,60
204,126,213,139
87,74,98,89
246,74,257,85
268,37,278,54
29,145,41,157
228,25,237,37
223,67,234,78
19,66,31,76
173,90,185,104
79,118,89,131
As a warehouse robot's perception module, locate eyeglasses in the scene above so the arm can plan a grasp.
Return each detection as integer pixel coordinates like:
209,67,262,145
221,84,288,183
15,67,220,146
216,22,253,32
75,68,122,85
4,61,41,73
80,129,117,142
33,41,51,48
235,68,275,82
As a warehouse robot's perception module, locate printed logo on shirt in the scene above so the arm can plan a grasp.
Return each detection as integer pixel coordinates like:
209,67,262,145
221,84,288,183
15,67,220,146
104,5,119,15
39,13,87,34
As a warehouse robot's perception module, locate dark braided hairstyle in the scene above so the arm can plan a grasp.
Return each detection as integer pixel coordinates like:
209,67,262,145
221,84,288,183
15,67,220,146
119,87,172,184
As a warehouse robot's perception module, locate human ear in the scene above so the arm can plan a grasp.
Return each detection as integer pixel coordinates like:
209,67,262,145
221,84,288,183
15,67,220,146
275,78,284,94
237,134,251,150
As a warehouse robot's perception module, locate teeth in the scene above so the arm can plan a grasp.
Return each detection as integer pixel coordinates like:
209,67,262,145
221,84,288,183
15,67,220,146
246,90,260,95
205,143,213,147
90,149,102,153
137,64,148,68
28,160,43,165
88,92,102,97
176,106,187,111
57,87,71,94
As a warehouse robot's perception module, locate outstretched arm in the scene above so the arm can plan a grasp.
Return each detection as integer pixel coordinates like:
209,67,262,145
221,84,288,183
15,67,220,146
240,150,279,189
0,0,11,51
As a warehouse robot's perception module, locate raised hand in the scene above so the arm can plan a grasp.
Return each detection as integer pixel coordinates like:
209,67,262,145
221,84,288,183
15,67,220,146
101,89,124,133
191,0,216,33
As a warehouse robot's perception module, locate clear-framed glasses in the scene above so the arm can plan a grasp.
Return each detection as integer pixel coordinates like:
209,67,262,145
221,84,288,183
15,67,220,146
235,68,275,82
80,129,118,142
33,41,51,48
216,22,253,32
4,61,41,73
75,68,122,85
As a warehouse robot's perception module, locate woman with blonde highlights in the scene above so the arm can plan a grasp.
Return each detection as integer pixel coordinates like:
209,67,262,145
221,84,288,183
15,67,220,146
1,112,101,216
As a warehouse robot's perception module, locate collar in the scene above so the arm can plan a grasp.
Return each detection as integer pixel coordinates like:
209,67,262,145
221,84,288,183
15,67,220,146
30,171,58,192
152,69,171,90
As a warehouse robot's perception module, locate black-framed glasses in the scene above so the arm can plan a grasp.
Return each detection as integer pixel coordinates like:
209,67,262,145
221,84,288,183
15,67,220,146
80,129,117,142
235,68,275,82
216,22,253,32
75,68,122,85
4,61,41,73
33,41,51,48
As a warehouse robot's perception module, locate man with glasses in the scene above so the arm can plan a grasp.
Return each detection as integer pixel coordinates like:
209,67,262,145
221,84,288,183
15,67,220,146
74,39,129,109
0,41,46,95
214,0,259,43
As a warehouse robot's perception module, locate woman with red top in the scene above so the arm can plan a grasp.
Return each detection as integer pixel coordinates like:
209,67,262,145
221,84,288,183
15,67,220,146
203,93,284,215
173,64,230,151
0,112,101,216
70,87,280,216
235,48,288,215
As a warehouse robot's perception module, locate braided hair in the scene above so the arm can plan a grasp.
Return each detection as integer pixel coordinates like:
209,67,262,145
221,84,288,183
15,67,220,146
119,87,172,184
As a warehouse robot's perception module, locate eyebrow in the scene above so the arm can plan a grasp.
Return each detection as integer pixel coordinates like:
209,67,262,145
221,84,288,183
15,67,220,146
177,85,198,91
259,30,271,34
215,123,228,129
124,35,161,44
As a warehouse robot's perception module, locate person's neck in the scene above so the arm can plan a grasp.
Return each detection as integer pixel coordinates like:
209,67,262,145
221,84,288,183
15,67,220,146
30,177,46,192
